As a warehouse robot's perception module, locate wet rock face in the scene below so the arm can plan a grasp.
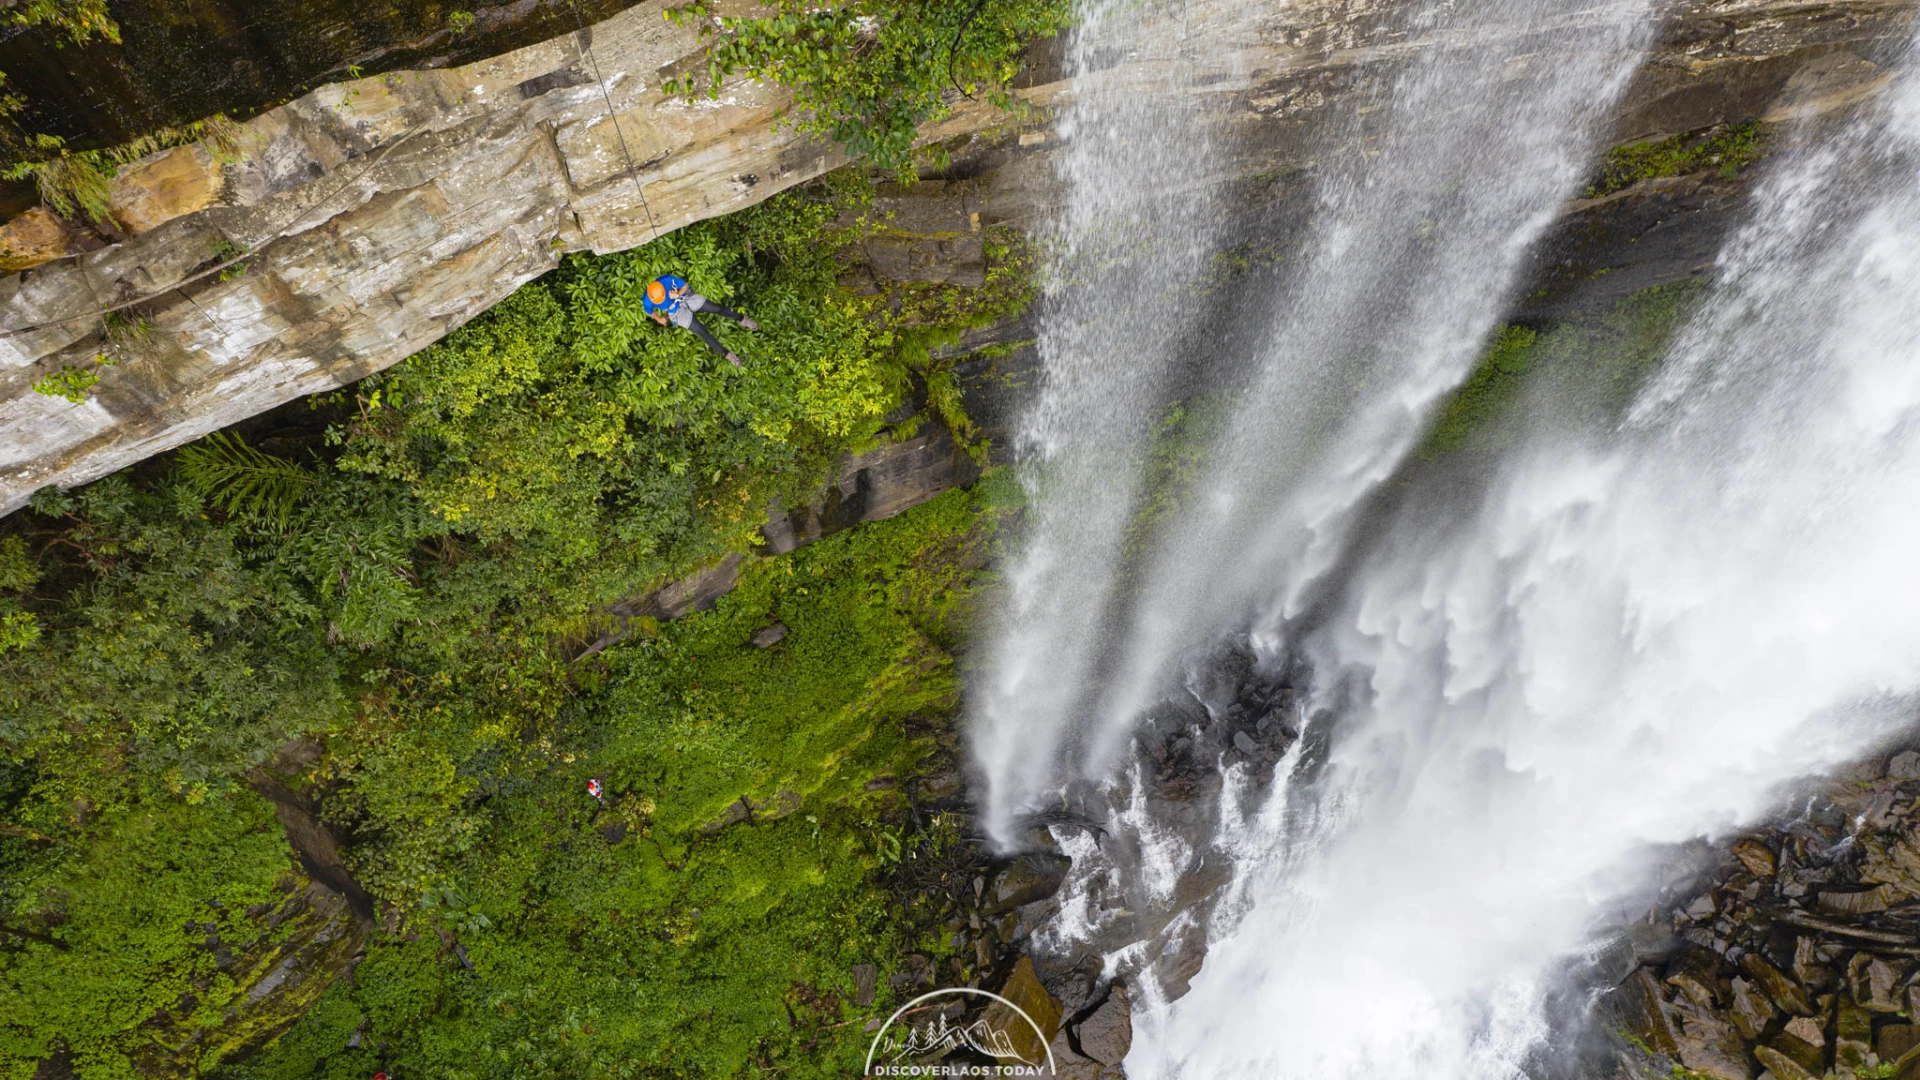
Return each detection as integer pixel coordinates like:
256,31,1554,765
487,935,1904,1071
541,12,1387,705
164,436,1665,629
985,854,1075,916
1005,638,1311,1027
1073,982,1133,1066
984,957,1065,1065
1141,661,1301,800
0,1,650,153
1604,747,1920,1080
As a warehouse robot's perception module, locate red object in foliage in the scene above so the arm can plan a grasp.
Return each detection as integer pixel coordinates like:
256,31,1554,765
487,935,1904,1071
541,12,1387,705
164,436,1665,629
587,778,604,800
373,1073,389,1080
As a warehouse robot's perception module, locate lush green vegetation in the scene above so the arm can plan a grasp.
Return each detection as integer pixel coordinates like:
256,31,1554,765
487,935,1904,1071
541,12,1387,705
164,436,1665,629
28,359,106,403
0,794,299,1078
224,482,1015,1080
0,175,1032,1078
1,114,245,225
666,0,1071,172
5,0,116,42
1586,123,1768,199
0,1,123,198
1417,325,1539,459
1414,281,1709,460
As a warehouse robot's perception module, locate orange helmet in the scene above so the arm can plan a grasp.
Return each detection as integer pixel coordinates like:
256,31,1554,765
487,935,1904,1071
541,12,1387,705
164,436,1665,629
646,280,667,305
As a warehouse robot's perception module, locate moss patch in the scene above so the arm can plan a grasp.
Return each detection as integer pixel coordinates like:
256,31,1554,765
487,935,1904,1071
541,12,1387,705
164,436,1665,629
1418,326,1539,460
1124,394,1234,561
1415,280,1709,461
1587,123,1768,199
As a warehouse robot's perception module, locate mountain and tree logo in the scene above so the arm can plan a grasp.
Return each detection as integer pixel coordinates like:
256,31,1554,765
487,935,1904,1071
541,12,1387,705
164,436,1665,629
864,987,1059,1076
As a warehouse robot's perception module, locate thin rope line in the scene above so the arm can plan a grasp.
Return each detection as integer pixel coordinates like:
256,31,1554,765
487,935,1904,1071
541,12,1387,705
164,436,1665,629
173,286,224,335
566,0,661,244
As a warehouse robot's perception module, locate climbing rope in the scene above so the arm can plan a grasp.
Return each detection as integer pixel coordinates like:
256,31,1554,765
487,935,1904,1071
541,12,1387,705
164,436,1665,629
565,0,662,245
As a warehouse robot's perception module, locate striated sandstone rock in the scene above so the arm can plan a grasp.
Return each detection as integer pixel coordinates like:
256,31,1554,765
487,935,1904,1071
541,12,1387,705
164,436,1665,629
0,1,1045,516
108,145,230,235
0,209,96,273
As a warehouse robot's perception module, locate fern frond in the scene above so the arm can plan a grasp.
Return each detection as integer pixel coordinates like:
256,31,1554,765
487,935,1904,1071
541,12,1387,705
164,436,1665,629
176,431,314,528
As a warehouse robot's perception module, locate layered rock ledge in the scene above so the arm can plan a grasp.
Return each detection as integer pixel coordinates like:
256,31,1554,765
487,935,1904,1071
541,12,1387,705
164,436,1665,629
0,1,1050,516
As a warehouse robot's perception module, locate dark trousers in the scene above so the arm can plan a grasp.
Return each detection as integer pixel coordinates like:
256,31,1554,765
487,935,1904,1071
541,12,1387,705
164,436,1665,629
685,301,746,358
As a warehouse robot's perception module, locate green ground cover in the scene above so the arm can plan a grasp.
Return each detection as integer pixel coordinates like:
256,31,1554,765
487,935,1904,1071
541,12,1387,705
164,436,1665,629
0,173,1030,1079
224,482,1015,1080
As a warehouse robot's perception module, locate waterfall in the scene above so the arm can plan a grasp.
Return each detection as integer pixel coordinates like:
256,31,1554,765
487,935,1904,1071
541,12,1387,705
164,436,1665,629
1133,29,1920,1080
971,0,1244,841
975,0,1920,1071
978,0,1655,840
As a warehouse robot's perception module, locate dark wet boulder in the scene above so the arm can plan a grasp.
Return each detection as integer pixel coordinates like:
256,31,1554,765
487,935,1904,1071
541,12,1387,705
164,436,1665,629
1073,982,1132,1066
1740,953,1814,1016
1754,1044,1818,1080
983,853,1073,916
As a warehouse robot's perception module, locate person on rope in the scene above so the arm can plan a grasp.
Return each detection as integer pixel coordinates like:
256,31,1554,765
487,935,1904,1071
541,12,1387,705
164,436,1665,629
643,274,759,367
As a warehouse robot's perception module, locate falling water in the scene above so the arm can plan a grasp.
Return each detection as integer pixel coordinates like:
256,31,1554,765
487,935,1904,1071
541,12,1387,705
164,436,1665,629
980,0,1656,839
976,0,1920,1071
971,0,1244,841
1135,31,1920,1080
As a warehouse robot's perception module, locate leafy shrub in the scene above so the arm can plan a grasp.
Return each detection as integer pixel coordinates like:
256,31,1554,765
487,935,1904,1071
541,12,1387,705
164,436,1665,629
667,0,1071,171
0,171,1036,1077
29,360,105,403
227,486,1009,1080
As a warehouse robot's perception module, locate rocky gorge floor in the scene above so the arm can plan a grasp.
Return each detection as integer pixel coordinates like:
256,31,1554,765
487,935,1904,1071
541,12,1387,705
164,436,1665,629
947,659,1920,1080
1602,749,1920,1080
